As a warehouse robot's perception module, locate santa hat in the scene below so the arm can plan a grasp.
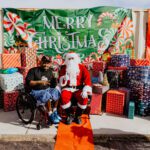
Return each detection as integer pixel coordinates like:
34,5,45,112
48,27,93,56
65,52,81,64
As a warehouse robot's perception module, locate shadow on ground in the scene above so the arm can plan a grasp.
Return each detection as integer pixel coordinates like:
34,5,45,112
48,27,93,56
93,128,150,150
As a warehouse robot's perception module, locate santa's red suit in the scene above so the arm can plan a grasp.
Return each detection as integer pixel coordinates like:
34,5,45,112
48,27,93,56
59,63,92,110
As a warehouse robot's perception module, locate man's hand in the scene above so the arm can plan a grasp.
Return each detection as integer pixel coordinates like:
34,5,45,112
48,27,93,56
41,80,50,86
81,91,88,98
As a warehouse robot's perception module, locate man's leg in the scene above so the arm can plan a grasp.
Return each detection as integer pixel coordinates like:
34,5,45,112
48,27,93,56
61,90,74,125
49,88,61,121
46,100,52,115
52,100,62,120
46,99,60,124
74,90,88,124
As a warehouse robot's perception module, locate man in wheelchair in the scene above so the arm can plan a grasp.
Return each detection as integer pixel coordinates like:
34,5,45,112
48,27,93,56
26,56,61,124
59,52,92,125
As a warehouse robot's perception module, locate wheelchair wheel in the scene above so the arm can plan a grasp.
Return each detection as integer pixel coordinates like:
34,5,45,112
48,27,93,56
16,92,36,124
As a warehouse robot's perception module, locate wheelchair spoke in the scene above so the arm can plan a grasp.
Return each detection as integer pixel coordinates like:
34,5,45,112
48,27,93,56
16,93,35,124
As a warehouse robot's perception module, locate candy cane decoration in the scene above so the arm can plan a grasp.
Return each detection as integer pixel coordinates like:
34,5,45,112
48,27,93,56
3,12,36,47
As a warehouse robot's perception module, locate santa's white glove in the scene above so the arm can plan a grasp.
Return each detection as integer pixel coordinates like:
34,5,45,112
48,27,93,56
81,91,88,99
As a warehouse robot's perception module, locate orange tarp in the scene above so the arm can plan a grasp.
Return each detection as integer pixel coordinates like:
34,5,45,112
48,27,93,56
54,115,94,150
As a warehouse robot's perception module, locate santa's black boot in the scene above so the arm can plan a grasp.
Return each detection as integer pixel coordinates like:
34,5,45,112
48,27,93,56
74,107,84,124
65,107,74,125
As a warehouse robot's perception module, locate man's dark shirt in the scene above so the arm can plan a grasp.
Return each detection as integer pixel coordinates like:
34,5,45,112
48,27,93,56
26,67,57,90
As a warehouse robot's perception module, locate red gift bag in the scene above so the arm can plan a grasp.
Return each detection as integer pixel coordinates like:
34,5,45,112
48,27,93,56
90,93,102,115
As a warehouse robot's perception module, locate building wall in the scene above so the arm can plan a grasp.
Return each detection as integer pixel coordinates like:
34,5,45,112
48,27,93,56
132,10,148,58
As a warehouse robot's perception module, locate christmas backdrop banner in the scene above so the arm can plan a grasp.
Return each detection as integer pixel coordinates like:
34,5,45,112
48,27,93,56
3,7,134,62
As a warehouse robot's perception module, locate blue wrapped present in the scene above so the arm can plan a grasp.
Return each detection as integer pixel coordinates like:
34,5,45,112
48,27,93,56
91,77,99,83
110,54,130,67
127,66,150,83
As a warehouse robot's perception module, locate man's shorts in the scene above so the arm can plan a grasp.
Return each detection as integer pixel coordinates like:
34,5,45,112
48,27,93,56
30,88,60,105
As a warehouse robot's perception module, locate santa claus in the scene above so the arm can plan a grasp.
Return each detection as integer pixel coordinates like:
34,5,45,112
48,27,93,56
59,52,92,125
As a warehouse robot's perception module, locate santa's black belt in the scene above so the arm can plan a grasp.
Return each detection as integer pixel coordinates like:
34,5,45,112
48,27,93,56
62,85,83,90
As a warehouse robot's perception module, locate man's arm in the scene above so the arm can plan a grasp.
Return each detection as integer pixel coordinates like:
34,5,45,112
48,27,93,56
29,80,50,87
26,68,50,87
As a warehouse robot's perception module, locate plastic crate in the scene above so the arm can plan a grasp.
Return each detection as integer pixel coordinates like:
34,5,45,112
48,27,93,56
106,90,125,115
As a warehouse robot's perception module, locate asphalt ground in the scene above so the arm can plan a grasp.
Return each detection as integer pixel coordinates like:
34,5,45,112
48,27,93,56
0,135,150,150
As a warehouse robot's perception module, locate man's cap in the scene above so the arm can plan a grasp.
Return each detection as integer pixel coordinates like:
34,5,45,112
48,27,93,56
41,56,51,63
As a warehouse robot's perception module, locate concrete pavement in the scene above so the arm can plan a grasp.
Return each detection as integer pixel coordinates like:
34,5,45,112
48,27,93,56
0,109,150,136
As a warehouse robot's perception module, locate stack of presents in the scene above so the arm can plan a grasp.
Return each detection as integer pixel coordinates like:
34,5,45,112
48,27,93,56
85,54,150,119
0,49,150,119
0,48,37,111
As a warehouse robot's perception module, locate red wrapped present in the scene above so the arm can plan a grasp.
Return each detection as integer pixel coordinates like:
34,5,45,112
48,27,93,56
130,59,150,66
2,90,19,112
106,90,125,115
90,93,102,115
21,48,37,68
1,54,21,69
93,61,105,77
108,66,127,70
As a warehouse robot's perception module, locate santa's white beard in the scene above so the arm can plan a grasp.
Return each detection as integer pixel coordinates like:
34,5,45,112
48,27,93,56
66,60,80,86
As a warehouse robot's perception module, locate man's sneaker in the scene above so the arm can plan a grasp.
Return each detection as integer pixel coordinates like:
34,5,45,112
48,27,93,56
74,117,82,124
66,115,74,125
49,113,60,124
53,111,62,121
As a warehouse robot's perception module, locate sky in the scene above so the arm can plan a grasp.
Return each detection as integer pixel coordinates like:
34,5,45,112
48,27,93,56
0,0,150,9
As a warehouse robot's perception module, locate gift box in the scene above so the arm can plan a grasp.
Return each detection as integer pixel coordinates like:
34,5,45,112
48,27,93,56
90,93,102,115
128,80,144,101
106,90,125,115
93,61,105,77
118,87,130,115
127,66,150,83
1,54,21,69
137,100,150,116
128,101,135,119
1,90,19,112
130,59,150,66
108,66,127,71
143,82,150,101
18,67,30,83
110,54,130,67
92,84,109,94
0,72,24,92
91,77,99,83
107,69,127,88
21,48,37,68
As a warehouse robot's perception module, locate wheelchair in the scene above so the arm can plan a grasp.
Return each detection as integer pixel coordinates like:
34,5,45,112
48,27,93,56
16,90,50,130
